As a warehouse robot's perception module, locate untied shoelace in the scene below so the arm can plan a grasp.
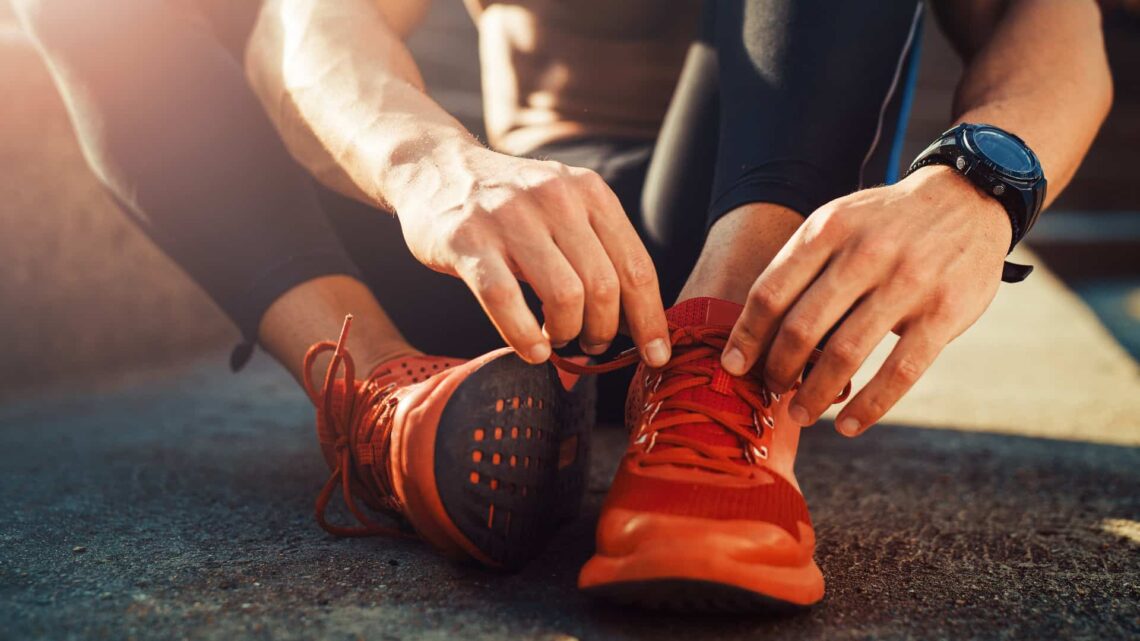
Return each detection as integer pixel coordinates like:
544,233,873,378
302,315,413,538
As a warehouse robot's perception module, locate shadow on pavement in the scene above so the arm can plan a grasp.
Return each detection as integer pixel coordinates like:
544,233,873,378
1,355,1136,640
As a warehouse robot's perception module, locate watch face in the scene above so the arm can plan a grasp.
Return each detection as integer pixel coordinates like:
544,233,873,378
971,127,1037,176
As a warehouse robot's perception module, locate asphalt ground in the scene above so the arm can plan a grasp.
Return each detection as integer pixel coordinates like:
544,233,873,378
1,353,1137,641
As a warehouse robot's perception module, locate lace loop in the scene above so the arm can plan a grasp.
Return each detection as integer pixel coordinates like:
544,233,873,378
302,315,413,539
551,323,851,479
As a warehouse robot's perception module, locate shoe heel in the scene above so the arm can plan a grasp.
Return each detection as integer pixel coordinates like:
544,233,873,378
433,354,592,570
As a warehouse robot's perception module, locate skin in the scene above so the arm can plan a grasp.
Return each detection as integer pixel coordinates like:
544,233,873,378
246,0,685,369
249,0,1111,437
259,275,421,386
717,0,1113,436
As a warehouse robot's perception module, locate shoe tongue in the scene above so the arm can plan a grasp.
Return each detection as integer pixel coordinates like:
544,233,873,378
659,298,752,453
665,296,746,328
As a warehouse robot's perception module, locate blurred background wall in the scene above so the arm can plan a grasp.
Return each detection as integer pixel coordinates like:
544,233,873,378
1,1,1137,399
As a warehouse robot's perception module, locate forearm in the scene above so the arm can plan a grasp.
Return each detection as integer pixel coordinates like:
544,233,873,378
245,0,481,210
949,0,1112,206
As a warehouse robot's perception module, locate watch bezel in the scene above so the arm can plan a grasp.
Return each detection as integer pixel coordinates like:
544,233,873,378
957,124,1043,184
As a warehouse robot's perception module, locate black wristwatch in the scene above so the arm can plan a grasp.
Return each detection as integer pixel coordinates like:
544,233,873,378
905,124,1047,283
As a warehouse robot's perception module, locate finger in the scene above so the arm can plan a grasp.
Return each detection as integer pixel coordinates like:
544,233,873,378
790,288,911,424
458,255,550,364
552,222,621,355
509,237,585,349
834,322,948,437
585,176,670,366
763,251,883,397
722,217,838,376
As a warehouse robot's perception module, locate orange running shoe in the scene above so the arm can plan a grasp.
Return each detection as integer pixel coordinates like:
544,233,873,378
305,316,594,570
554,297,848,610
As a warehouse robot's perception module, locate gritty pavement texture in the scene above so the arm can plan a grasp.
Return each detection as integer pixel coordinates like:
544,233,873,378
1,354,1138,641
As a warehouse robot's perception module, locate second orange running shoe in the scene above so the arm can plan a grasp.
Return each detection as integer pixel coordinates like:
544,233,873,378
305,316,595,570
555,297,848,610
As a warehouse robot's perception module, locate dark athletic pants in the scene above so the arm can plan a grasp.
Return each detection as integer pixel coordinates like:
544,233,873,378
16,0,924,374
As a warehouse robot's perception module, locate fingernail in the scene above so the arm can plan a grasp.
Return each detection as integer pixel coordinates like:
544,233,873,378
644,339,670,367
722,347,746,374
582,341,610,355
527,343,551,363
789,404,810,425
838,417,861,437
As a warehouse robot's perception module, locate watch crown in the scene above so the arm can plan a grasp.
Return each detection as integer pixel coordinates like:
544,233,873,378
992,184,1006,196
955,155,967,171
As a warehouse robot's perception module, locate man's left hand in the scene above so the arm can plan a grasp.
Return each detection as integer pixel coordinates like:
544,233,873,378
720,165,1013,436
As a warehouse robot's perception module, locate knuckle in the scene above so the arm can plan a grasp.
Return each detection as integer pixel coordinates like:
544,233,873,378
862,395,889,421
849,236,898,264
893,255,929,287
622,252,658,289
548,278,585,309
443,219,480,250
574,168,609,194
827,337,863,370
781,318,816,350
587,270,621,304
532,174,572,202
891,357,924,387
748,281,783,314
926,292,961,326
798,219,828,249
812,206,849,238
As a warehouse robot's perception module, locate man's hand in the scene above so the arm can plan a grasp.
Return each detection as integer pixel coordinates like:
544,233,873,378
720,165,1013,436
395,146,671,366
246,0,669,367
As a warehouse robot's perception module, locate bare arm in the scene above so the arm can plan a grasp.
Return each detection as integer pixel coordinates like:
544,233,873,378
936,0,1113,202
244,0,671,366
724,0,1112,434
245,0,458,208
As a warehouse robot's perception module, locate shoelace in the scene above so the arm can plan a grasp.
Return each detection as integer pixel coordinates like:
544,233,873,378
302,315,412,539
551,324,850,479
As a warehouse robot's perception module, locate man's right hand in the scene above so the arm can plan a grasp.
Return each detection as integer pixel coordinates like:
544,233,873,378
393,146,672,366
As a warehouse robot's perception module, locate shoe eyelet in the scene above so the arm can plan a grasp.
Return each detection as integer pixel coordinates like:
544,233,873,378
647,432,658,453
642,401,663,429
744,444,768,465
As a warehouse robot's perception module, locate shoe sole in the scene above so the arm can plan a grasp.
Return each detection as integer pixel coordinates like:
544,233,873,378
579,530,823,610
433,354,595,570
583,579,809,613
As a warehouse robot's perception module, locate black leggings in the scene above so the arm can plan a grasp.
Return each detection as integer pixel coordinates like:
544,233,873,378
15,0,924,367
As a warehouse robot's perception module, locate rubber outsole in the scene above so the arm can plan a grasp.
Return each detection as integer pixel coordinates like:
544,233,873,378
433,355,595,570
583,579,809,614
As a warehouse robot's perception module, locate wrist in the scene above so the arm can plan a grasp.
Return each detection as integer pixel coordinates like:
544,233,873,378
904,165,1013,256
376,132,489,216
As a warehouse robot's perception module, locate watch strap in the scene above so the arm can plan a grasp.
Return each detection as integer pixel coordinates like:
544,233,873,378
1002,261,1033,283
906,125,1042,284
